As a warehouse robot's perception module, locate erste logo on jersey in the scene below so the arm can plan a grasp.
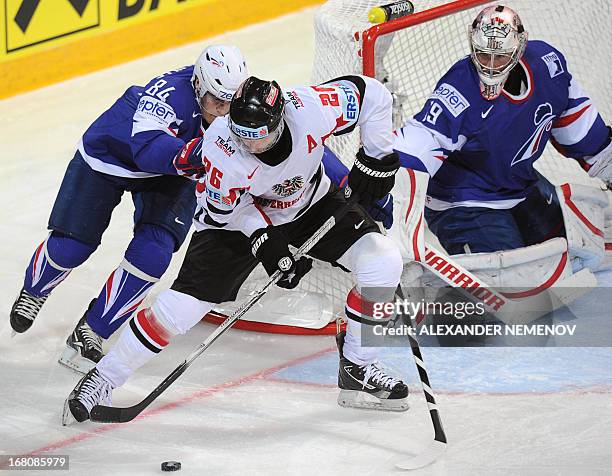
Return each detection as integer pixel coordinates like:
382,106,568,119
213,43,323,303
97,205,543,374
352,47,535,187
205,186,247,210
336,82,359,121
215,136,235,156
272,175,305,197
430,83,470,117
510,103,555,166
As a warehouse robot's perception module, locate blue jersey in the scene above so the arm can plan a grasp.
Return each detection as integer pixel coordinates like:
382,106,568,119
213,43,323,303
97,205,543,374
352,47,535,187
78,66,203,178
395,40,609,210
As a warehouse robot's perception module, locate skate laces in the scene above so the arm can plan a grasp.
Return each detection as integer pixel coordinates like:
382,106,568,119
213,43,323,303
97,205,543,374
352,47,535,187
78,370,113,412
14,289,47,322
78,320,103,353
361,362,400,390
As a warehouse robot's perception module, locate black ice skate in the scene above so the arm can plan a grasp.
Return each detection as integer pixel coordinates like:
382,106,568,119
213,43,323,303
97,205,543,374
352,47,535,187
62,368,114,425
58,301,104,374
10,288,48,333
336,331,409,412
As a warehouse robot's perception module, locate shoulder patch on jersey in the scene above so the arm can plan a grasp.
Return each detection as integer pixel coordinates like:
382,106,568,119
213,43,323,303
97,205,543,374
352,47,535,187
541,51,565,79
429,83,470,118
136,95,177,126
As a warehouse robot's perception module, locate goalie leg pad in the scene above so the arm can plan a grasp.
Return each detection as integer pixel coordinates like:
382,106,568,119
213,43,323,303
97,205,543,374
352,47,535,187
433,237,596,324
388,167,428,262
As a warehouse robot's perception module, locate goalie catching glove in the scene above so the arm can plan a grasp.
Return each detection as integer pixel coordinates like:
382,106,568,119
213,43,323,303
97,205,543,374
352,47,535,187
250,226,313,289
347,148,400,205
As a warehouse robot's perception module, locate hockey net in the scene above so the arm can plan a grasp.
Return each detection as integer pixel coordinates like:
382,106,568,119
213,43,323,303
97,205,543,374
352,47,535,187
209,0,611,334
313,0,610,186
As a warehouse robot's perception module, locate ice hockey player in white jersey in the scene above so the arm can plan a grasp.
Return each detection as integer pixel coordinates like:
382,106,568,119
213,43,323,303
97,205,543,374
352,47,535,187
9,45,248,373
63,74,410,424
393,5,611,265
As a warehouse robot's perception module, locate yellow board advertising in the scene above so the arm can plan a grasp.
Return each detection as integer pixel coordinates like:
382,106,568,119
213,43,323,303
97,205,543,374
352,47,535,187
5,0,100,53
0,0,322,99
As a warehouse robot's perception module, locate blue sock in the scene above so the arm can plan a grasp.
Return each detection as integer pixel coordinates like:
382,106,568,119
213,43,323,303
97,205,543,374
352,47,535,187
86,225,175,339
24,233,95,297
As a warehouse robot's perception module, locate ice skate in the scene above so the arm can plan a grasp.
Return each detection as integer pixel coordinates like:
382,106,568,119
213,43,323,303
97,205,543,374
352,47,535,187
62,368,114,425
336,331,409,412
58,301,104,374
10,288,48,334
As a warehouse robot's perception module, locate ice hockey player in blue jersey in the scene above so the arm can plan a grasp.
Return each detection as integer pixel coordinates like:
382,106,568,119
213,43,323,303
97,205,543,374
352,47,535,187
10,45,249,373
394,5,611,257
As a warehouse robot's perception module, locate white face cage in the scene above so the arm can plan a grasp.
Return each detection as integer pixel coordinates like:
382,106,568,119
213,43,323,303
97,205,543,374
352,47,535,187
468,5,528,99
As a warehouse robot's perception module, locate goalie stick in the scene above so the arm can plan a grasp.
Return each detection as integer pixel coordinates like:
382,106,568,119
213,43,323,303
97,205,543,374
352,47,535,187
89,198,355,424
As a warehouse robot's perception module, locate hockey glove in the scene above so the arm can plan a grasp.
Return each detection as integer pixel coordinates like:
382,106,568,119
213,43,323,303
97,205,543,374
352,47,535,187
173,137,205,177
251,226,313,289
347,148,400,205
365,193,394,230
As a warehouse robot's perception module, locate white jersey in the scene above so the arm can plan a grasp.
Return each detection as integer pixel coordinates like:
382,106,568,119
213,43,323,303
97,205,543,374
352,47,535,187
193,76,394,237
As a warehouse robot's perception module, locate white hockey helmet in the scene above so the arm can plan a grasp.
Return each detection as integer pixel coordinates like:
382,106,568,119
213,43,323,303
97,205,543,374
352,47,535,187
469,5,528,100
192,45,249,105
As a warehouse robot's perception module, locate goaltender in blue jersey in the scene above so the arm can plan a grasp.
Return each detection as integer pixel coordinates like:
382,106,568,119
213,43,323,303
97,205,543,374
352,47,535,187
391,5,611,255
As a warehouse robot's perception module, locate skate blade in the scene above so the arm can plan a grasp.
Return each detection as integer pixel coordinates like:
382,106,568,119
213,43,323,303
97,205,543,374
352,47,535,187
337,389,409,412
58,346,95,375
61,399,76,426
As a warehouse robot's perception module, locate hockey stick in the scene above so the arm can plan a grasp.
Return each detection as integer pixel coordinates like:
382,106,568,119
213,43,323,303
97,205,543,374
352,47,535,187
90,198,354,424
394,284,447,470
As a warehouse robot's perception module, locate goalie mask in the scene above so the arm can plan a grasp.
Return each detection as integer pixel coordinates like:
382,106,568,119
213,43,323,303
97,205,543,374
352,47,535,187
228,77,285,154
469,5,528,100
192,45,249,117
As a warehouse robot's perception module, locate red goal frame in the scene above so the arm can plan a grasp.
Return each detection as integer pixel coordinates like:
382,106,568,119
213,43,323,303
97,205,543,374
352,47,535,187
362,0,490,78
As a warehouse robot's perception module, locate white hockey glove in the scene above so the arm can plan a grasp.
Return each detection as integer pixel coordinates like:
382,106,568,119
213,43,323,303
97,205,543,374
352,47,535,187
586,128,612,184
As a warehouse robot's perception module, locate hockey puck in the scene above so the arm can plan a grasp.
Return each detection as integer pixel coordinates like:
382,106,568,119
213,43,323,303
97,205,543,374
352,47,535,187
161,461,181,472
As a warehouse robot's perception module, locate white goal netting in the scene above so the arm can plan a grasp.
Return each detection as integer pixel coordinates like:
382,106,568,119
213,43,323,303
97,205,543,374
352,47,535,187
313,0,611,186
215,0,611,331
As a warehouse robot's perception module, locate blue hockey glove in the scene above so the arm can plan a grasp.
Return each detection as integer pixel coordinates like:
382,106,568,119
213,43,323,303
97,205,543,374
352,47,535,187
365,193,394,229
